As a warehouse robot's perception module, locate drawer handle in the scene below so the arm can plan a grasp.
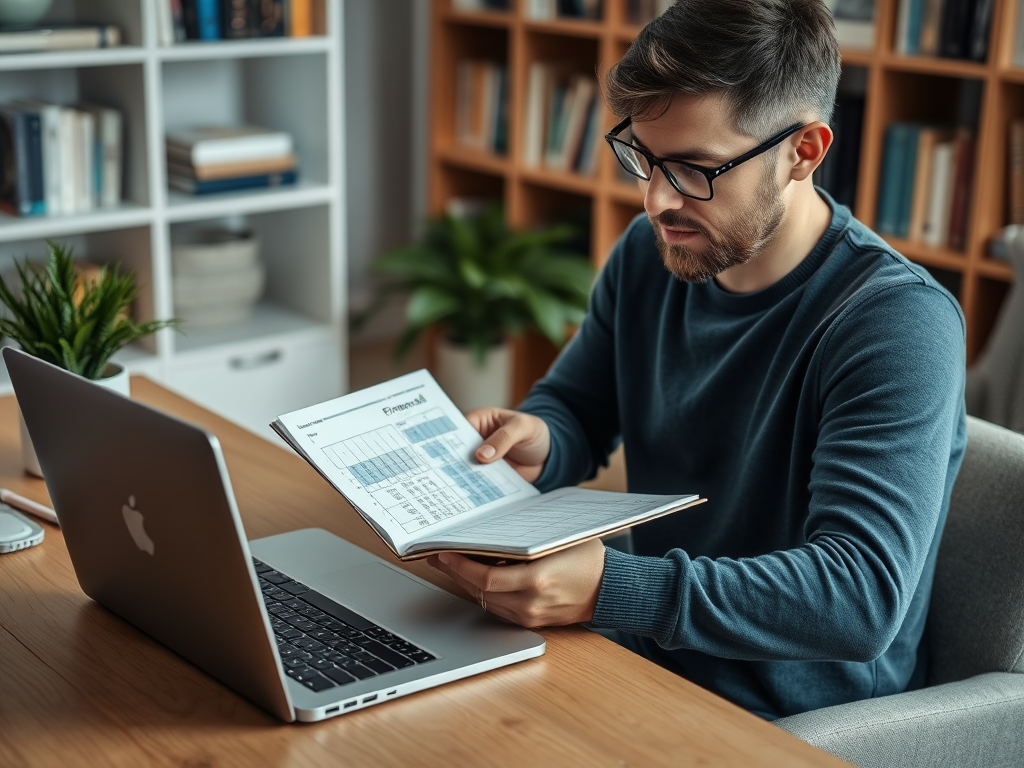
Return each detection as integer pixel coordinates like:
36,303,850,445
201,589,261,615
229,349,283,371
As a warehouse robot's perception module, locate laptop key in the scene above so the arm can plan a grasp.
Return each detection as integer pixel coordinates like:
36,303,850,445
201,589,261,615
358,640,415,669
409,651,435,663
345,663,377,680
299,591,375,631
302,674,337,693
286,666,321,682
261,572,290,584
281,581,310,596
284,657,307,669
323,666,357,686
360,657,396,675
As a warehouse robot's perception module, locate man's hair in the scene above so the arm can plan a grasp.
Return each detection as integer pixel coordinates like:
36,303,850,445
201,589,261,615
605,0,842,139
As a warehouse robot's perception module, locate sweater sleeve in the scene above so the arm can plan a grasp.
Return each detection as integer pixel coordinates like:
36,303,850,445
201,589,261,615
517,219,634,491
592,280,967,663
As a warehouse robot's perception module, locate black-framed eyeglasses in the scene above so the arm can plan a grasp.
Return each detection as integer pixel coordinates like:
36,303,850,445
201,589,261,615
604,117,806,201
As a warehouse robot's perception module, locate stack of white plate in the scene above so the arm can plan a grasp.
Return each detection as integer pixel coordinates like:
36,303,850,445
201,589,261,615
171,230,264,328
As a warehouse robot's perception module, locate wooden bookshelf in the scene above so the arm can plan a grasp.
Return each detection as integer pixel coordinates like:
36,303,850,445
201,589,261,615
428,0,1023,402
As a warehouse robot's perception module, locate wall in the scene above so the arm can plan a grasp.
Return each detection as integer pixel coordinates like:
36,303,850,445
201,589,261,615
344,0,429,342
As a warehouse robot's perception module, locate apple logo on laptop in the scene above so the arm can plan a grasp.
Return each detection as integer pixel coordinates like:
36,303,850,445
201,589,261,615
122,495,154,556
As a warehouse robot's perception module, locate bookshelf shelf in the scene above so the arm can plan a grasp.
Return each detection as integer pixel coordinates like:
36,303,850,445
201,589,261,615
1000,67,1024,84
885,239,972,272
519,166,599,196
0,204,152,242
156,37,332,62
977,258,1015,280
0,0,346,440
522,18,605,39
443,9,514,28
165,182,335,221
436,145,511,175
881,54,990,78
0,48,148,72
429,0,1022,401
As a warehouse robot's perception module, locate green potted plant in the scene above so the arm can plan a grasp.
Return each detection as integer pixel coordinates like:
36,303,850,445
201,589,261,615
357,203,596,411
0,240,176,476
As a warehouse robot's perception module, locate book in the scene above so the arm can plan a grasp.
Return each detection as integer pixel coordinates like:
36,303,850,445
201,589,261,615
165,125,294,165
1010,119,1024,226
876,123,910,235
917,0,945,56
895,125,921,238
0,25,121,53
257,0,285,36
523,61,550,167
222,0,258,38
922,139,955,246
939,0,973,59
0,107,45,217
168,168,298,195
289,0,313,36
968,0,994,61
168,153,297,181
271,370,704,561
947,131,975,250
908,127,952,242
74,108,95,212
12,100,61,216
183,0,221,40
77,104,122,209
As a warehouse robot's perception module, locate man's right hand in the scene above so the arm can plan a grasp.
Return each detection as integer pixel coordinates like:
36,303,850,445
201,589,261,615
466,408,550,484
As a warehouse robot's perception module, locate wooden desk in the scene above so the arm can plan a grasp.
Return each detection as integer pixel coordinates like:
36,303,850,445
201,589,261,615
0,378,849,767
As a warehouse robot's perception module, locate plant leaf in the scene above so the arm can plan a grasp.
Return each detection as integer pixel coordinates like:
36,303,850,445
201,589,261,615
406,286,460,329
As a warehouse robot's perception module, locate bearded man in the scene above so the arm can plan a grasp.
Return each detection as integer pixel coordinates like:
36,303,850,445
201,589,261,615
428,0,967,721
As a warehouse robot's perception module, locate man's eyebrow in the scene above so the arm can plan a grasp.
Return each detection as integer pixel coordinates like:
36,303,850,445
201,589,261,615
629,133,727,165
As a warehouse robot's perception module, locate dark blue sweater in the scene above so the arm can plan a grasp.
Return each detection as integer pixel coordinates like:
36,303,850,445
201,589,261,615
520,194,967,720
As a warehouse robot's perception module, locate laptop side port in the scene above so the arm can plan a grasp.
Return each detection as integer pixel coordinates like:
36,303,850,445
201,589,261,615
362,694,378,703
344,700,358,709
325,706,340,714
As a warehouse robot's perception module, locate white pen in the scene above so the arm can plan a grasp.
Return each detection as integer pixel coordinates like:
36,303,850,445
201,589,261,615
0,488,59,526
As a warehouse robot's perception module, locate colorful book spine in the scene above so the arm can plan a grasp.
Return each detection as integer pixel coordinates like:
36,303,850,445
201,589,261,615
876,123,909,235
895,125,920,238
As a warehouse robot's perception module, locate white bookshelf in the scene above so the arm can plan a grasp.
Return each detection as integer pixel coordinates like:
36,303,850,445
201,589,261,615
0,0,347,441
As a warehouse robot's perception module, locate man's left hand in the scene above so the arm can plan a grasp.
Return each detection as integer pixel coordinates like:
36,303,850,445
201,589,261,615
427,538,607,628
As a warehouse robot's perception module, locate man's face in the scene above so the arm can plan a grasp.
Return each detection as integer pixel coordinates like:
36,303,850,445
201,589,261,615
629,94,788,284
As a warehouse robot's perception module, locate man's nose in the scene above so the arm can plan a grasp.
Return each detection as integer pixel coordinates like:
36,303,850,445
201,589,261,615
643,166,686,219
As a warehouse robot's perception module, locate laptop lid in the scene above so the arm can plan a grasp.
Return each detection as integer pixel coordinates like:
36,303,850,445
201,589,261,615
5,348,295,722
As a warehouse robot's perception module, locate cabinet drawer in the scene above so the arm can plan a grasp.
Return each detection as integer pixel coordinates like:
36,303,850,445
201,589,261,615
168,338,342,439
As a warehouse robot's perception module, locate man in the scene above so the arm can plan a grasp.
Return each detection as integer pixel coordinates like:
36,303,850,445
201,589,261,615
428,0,967,720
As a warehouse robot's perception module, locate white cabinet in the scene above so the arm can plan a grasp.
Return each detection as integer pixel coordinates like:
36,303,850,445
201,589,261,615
0,0,347,436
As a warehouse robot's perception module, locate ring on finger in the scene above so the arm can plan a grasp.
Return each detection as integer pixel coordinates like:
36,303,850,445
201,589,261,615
477,589,487,611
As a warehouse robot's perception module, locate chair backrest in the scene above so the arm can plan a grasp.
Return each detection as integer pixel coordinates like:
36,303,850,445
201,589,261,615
928,416,1024,686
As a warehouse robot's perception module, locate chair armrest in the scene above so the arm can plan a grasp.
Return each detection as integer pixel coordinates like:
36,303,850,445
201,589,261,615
774,672,1024,768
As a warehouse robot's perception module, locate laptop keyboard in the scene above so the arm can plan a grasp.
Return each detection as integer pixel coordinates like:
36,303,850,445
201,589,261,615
253,558,436,693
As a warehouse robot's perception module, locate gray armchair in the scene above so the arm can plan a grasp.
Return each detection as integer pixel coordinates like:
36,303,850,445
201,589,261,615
775,416,1024,768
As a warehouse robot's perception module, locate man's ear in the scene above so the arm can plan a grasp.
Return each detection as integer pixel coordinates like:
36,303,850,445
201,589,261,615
789,122,833,182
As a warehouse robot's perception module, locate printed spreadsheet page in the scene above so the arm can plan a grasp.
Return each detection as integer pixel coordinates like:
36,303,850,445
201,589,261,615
274,369,698,558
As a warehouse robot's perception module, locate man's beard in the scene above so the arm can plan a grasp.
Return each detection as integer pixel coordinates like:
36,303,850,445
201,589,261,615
651,169,786,284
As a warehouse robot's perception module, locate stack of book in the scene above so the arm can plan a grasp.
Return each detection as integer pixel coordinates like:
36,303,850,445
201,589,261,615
522,64,601,176
526,0,603,20
166,126,298,196
0,101,122,218
875,122,975,250
894,0,994,61
455,59,508,155
0,24,120,53
156,0,327,44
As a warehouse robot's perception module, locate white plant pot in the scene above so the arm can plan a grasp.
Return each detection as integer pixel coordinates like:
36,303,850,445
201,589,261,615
434,337,512,414
19,361,130,478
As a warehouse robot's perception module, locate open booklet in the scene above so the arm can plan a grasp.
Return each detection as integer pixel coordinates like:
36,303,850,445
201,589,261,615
271,369,704,561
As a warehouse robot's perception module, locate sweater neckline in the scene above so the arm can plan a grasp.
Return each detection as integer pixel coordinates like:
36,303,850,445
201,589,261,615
698,190,847,315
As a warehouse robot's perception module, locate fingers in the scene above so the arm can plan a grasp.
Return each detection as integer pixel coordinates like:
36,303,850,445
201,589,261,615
474,414,535,464
433,552,528,594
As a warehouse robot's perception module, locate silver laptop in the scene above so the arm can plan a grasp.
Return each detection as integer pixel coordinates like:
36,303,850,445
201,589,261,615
5,348,545,722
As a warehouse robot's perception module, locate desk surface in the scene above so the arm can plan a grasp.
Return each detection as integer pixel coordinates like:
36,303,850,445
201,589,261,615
0,377,848,767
